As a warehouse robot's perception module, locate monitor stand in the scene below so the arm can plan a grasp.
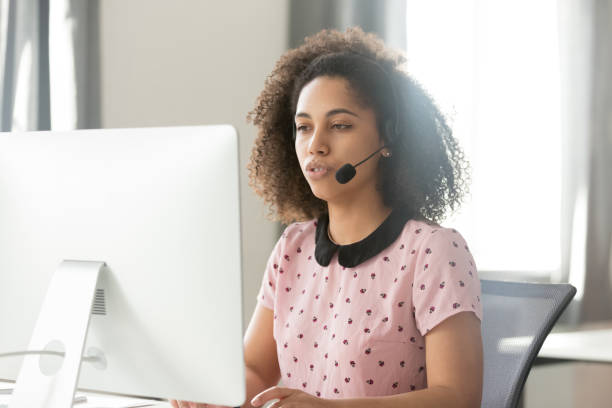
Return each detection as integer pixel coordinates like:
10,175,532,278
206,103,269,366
10,260,105,408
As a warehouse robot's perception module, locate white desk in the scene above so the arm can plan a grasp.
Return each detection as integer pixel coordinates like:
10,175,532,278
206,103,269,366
0,382,171,408
537,324,612,363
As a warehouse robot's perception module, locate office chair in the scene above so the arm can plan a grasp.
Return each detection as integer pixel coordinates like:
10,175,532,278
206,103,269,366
480,279,576,408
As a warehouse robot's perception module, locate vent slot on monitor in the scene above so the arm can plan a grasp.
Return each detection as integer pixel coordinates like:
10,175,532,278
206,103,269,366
92,288,107,316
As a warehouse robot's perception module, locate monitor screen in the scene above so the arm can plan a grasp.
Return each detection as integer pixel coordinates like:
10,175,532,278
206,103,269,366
0,125,245,406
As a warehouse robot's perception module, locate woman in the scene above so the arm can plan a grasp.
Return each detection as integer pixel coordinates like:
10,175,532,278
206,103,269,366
174,27,483,408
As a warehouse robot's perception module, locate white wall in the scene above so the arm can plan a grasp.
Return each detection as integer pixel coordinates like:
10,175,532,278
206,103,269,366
98,0,288,328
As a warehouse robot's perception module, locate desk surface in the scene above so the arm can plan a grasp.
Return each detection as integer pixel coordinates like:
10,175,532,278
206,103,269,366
538,322,612,363
0,382,170,407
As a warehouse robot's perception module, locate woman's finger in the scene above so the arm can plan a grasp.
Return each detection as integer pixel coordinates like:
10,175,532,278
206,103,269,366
267,399,284,408
252,386,296,407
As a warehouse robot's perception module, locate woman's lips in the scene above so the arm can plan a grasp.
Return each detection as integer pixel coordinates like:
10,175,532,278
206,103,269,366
306,166,332,180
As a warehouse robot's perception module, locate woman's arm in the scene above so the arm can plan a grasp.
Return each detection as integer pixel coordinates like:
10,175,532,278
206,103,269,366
422,310,483,407
335,311,483,408
241,303,281,408
251,311,482,408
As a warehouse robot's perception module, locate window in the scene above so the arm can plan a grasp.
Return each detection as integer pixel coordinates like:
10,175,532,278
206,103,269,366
405,0,562,277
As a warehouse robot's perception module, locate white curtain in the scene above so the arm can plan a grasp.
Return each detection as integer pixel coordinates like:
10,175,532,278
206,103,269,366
0,0,44,131
559,0,612,323
0,0,95,132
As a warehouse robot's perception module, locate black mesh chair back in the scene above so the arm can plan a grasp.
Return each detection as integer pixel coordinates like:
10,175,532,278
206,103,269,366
480,279,576,408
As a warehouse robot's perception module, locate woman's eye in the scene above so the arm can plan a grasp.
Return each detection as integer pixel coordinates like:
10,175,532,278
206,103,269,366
296,124,310,132
332,123,352,130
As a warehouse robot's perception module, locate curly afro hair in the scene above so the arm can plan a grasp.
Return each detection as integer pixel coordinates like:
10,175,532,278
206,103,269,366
247,27,468,225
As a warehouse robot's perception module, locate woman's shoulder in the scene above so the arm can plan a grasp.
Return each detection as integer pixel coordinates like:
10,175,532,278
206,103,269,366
400,218,440,236
266,219,319,265
400,218,470,247
282,218,317,237
277,219,318,247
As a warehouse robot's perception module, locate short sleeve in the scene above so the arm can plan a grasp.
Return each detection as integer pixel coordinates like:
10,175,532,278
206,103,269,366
412,228,482,336
256,233,284,311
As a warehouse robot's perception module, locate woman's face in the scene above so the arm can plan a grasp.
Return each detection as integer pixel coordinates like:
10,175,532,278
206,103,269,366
294,76,385,205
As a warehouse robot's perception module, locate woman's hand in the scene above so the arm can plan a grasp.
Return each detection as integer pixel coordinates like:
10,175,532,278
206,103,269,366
251,387,335,408
169,399,231,408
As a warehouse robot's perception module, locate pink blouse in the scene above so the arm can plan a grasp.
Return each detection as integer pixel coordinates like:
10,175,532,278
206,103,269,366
257,216,482,399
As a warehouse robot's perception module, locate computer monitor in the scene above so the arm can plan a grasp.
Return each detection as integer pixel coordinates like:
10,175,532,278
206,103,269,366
0,125,245,407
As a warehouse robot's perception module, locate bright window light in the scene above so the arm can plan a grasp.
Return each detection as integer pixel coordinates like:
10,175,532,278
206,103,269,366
406,0,561,275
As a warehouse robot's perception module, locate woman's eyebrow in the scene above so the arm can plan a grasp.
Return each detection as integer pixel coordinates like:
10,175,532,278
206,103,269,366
326,108,359,118
295,108,360,120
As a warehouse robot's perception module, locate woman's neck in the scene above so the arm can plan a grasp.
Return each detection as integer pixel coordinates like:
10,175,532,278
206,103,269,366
327,199,392,245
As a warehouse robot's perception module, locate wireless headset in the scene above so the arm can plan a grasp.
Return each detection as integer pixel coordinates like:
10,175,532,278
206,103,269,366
292,52,402,184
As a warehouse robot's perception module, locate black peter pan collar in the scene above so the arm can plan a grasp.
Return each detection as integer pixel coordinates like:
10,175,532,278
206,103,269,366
314,208,413,268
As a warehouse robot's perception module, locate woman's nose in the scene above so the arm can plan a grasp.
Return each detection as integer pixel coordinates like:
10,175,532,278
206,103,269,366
308,128,329,155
